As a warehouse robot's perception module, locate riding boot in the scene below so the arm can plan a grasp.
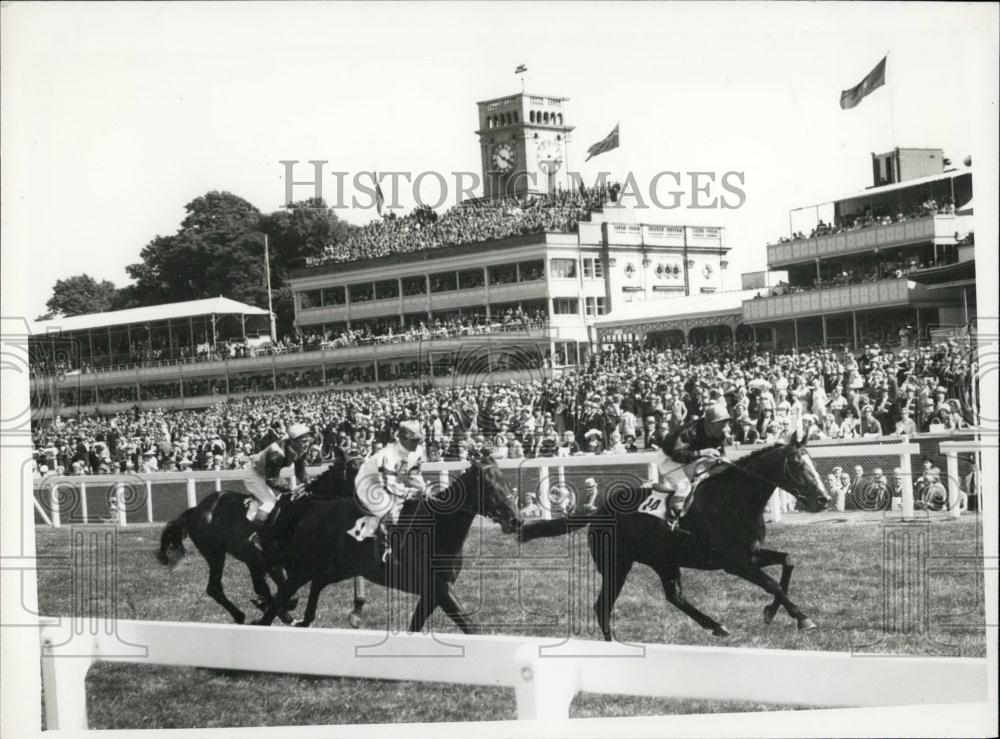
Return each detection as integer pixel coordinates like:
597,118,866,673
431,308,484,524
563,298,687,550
662,493,691,539
250,501,281,554
375,522,392,564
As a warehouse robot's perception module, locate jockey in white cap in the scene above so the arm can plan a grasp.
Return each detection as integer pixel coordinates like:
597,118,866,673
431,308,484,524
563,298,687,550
354,419,428,561
245,422,313,550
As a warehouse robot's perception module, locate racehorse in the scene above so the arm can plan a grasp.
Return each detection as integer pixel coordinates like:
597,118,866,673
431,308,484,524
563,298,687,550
519,434,830,639
251,455,521,632
156,448,364,625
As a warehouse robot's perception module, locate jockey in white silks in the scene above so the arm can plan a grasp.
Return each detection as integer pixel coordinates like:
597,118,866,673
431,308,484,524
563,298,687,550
244,423,313,550
353,420,428,561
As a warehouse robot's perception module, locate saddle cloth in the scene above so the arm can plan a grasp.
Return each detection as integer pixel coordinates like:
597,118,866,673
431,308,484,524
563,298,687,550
348,515,380,542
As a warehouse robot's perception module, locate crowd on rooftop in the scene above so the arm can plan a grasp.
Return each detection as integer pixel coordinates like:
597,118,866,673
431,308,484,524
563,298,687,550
776,199,957,244
310,184,617,265
32,336,976,477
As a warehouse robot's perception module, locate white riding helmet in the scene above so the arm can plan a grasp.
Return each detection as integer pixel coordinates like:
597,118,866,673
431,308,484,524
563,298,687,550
287,423,312,441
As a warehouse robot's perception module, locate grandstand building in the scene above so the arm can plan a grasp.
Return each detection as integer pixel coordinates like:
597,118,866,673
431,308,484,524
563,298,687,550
595,151,975,350
28,87,732,414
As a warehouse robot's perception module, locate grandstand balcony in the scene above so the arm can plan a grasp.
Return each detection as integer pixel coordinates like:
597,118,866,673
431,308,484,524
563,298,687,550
742,276,942,322
766,214,961,269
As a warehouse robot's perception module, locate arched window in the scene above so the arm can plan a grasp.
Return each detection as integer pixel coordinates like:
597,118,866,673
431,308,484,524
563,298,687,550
504,113,511,126
513,111,519,123
557,113,563,126
543,112,550,124
529,111,535,123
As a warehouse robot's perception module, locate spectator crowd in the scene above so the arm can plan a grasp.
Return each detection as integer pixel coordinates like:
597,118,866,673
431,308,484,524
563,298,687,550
31,335,976,478
310,185,617,265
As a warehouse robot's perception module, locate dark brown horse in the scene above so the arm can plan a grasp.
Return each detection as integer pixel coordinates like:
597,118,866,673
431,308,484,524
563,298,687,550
251,456,520,632
156,450,364,624
519,435,830,638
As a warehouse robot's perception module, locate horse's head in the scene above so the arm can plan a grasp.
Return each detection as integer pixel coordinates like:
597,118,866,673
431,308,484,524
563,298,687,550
451,454,520,534
772,432,830,512
306,450,362,500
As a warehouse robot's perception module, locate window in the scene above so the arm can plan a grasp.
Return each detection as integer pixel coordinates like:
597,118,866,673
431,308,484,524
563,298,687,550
489,264,516,285
518,259,544,281
429,271,458,293
584,297,608,316
582,258,604,279
349,283,374,303
458,269,485,290
402,275,426,296
300,290,322,309
550,258,577,279
553,298,578,315
375,279,399,300
322,286,345,306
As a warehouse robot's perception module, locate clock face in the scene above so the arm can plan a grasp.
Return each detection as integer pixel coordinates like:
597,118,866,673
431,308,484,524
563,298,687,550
492,143,516,172
536,139,562,163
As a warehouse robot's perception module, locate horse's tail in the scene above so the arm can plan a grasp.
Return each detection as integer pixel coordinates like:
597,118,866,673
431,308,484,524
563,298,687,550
519,510,601,543
156,508,193,565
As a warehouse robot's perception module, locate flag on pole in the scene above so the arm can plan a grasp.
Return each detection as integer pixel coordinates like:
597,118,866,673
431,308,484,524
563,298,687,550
585,124,619,161
515,64,527,74
840,56,887,110
373,172,385,215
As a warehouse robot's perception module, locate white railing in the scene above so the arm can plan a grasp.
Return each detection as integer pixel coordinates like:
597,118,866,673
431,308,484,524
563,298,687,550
39,617,988,729
34,441,937,527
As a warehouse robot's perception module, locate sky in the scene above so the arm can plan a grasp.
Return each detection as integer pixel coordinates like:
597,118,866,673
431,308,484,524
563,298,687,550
2,2,997,321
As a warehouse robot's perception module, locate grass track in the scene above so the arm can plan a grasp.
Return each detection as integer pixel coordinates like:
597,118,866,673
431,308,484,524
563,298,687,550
35,512,985,728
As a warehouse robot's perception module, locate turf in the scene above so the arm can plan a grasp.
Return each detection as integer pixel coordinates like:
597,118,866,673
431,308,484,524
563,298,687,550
34,512,986,729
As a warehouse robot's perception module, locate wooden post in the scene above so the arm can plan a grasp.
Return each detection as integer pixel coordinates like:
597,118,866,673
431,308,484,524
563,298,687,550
146,480,154,523
945,451,963,518
186,478,197,509
900,449,914,518
538,466,551,520
116,482,127,527
50,484,62,528
769,489,782,523
80,482,89,524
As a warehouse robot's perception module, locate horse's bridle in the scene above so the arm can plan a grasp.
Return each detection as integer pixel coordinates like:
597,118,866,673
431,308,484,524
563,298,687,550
705,449,816,506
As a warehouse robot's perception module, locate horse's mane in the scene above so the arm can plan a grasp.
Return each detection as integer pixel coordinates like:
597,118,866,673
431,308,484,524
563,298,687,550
731,443,786,466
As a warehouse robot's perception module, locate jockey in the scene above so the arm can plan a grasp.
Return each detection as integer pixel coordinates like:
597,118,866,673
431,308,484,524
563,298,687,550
245,423,313,550
354,420,428,561
653,402,731,534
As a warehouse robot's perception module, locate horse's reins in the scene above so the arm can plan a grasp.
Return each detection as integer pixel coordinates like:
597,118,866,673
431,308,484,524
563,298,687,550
701,451,814,505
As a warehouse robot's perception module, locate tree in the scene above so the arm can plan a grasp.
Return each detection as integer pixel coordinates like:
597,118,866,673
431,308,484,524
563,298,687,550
259,198,354,331
124,192,266,308
45,274,120,317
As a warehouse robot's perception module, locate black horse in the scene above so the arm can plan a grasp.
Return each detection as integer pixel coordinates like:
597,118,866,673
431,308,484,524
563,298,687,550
156,449,364,625
519,435,830,639
252,456,521,632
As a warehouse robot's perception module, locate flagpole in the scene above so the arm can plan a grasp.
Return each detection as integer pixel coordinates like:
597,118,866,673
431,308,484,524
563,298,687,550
263,234,276,343
886,51,896,146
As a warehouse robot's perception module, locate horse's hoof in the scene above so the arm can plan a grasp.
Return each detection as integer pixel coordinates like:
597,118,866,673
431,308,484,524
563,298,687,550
233,612,246,624
249,618,265,626
292,618,309,628
348,612,364,629
798,618,817,631
763,607,777,625
712,625,730,638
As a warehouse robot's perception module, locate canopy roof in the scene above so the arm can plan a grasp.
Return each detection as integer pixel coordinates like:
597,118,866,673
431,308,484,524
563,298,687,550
595,288,761,329
32,297,269,335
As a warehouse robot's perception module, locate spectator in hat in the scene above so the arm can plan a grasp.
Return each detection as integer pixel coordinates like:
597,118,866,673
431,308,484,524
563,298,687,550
583,429,604,455
859,404,882,437
581,477,601,513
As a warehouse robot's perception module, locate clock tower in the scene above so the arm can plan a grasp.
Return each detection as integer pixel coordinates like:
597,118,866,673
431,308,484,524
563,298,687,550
476,92,574,199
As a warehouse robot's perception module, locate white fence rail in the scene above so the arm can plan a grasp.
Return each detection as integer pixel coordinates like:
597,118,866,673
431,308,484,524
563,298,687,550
39,617,988,729
34,440,950,526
